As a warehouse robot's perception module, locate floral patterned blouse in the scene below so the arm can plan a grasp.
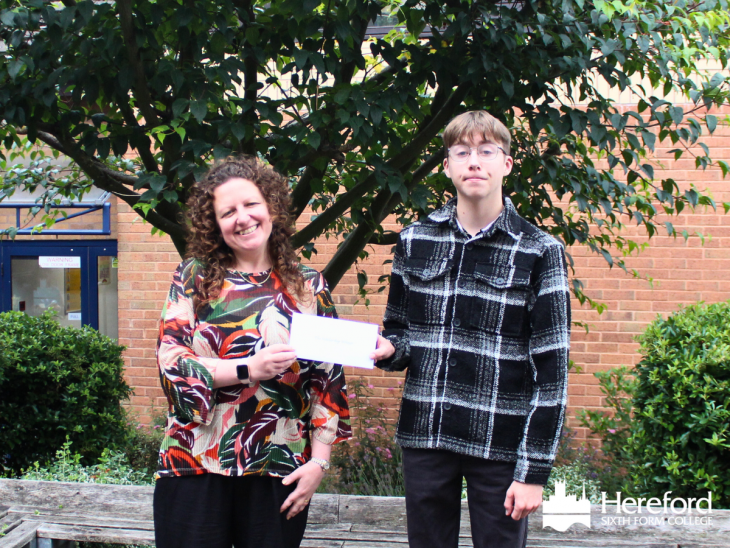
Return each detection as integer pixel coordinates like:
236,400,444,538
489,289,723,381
156,258,351,478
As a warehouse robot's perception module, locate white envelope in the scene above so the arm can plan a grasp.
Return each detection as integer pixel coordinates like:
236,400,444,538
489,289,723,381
288,313,379,369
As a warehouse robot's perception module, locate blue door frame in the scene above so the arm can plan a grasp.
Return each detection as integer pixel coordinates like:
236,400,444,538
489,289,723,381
0,240,117,330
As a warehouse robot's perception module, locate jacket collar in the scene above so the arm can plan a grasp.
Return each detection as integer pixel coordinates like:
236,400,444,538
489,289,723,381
427,195,521,240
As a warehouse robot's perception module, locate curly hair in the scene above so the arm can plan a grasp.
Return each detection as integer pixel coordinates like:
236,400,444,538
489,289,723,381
185,155,306,311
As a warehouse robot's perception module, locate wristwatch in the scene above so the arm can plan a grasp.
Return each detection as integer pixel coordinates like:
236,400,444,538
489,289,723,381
236,363,250,383
311,457,330,471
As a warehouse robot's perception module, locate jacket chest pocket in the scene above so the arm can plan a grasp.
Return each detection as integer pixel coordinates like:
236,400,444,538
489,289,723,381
472,263,532,336
403,256,452,326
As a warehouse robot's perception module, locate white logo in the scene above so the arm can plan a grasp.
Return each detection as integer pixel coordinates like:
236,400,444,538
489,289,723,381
542,481,591,531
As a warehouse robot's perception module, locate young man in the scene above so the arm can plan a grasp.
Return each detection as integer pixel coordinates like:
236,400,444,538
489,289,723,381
371,111,571,548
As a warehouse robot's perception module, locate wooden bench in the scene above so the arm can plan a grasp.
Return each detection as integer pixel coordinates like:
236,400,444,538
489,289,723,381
2,479,729,547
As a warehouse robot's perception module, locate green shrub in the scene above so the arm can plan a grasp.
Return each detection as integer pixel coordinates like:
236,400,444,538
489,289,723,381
22,439,152,486
22,440,153,548
330,378,405,496
123,412,165,481
545,462,603,503
577,366,636,495
626,302,730,507
0,311,132,476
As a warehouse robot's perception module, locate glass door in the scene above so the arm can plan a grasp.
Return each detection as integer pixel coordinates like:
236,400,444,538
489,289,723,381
11,254,84,329
0,241,118,338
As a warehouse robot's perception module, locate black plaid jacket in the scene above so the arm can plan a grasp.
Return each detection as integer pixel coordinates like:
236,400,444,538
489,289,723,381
378,197,570,485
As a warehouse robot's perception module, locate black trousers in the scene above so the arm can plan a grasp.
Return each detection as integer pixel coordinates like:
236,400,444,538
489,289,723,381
153,474,309,548
402,448,528,548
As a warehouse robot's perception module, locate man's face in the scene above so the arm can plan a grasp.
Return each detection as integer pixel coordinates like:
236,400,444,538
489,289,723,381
443,136,513,204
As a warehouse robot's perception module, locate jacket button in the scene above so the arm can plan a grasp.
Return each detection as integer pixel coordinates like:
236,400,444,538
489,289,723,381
466,243,474,251
495,277,505,285
453,318,462,327
449,357,457,366
443,403,452,410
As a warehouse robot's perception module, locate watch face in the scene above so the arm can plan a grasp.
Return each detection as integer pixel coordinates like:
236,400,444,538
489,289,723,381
236,364,249,381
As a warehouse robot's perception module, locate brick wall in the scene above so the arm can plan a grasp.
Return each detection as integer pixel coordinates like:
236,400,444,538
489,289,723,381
116,202,181,424
9,111,728,441
119,188,730,438
565,106,730,441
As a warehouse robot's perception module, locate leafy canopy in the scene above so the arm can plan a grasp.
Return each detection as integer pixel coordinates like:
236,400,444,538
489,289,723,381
1,0,729,299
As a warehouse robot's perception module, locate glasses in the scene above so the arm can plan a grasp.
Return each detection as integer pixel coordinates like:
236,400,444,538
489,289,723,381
448,144,507,163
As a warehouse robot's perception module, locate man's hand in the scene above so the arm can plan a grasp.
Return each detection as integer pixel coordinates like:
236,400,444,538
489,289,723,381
504,481,543,520
370,335,395,361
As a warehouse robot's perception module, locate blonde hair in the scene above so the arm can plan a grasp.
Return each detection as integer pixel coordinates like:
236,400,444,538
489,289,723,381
442,111,511,154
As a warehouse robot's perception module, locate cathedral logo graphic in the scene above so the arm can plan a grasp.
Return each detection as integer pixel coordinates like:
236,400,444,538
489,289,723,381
542,480,592,531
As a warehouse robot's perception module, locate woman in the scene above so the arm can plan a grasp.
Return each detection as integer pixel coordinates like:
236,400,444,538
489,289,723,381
154,156,352,548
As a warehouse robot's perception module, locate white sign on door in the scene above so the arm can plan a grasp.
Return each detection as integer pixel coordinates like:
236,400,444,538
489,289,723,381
39,256,81,269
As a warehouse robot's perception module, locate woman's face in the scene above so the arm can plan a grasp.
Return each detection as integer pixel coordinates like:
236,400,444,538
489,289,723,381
213,177,273,268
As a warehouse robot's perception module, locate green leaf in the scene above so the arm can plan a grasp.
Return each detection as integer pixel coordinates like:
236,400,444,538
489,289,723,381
708,72,725,89
307,132,321,149
357,271,367,290
190,100,208,123
334,88,350,105
293,49,309,69
642,130,656,151
231,123,247,141
172,98,189,119
8,60,24,79
502,78,514,97
0,11,16,26
245,27,260,45
600,248,613,266
212,144,231,159
718,161,729,178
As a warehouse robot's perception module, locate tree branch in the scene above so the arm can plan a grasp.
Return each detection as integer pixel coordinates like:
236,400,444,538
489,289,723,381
366,231,399,245
291,83,468,250
275,64,399,145
334,3,369,86
23,126,71,156
380,148,445,219
233,0,259,154
322,149,444,288
34,131,186,245
34,130,139,187
287,142,355,171
363,60,401,89
118,0,160,127
116,94,160,174
290,164,326,220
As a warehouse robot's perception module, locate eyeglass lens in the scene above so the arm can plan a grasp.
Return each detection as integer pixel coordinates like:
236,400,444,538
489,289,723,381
449,145,502,162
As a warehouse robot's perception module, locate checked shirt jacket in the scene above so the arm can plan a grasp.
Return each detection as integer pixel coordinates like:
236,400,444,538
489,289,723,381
378,197,571,485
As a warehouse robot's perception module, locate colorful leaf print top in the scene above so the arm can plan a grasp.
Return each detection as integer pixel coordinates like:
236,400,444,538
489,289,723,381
156,258,352,478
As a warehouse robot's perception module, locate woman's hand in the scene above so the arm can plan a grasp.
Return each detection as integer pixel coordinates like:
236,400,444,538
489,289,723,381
370,335,395,362
248,344,297,382
280,461,325,520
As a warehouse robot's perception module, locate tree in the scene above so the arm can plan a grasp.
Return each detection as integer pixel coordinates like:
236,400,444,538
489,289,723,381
1,0,729,299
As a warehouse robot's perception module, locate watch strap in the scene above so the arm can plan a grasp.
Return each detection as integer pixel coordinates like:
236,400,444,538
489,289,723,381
310,457,330,471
